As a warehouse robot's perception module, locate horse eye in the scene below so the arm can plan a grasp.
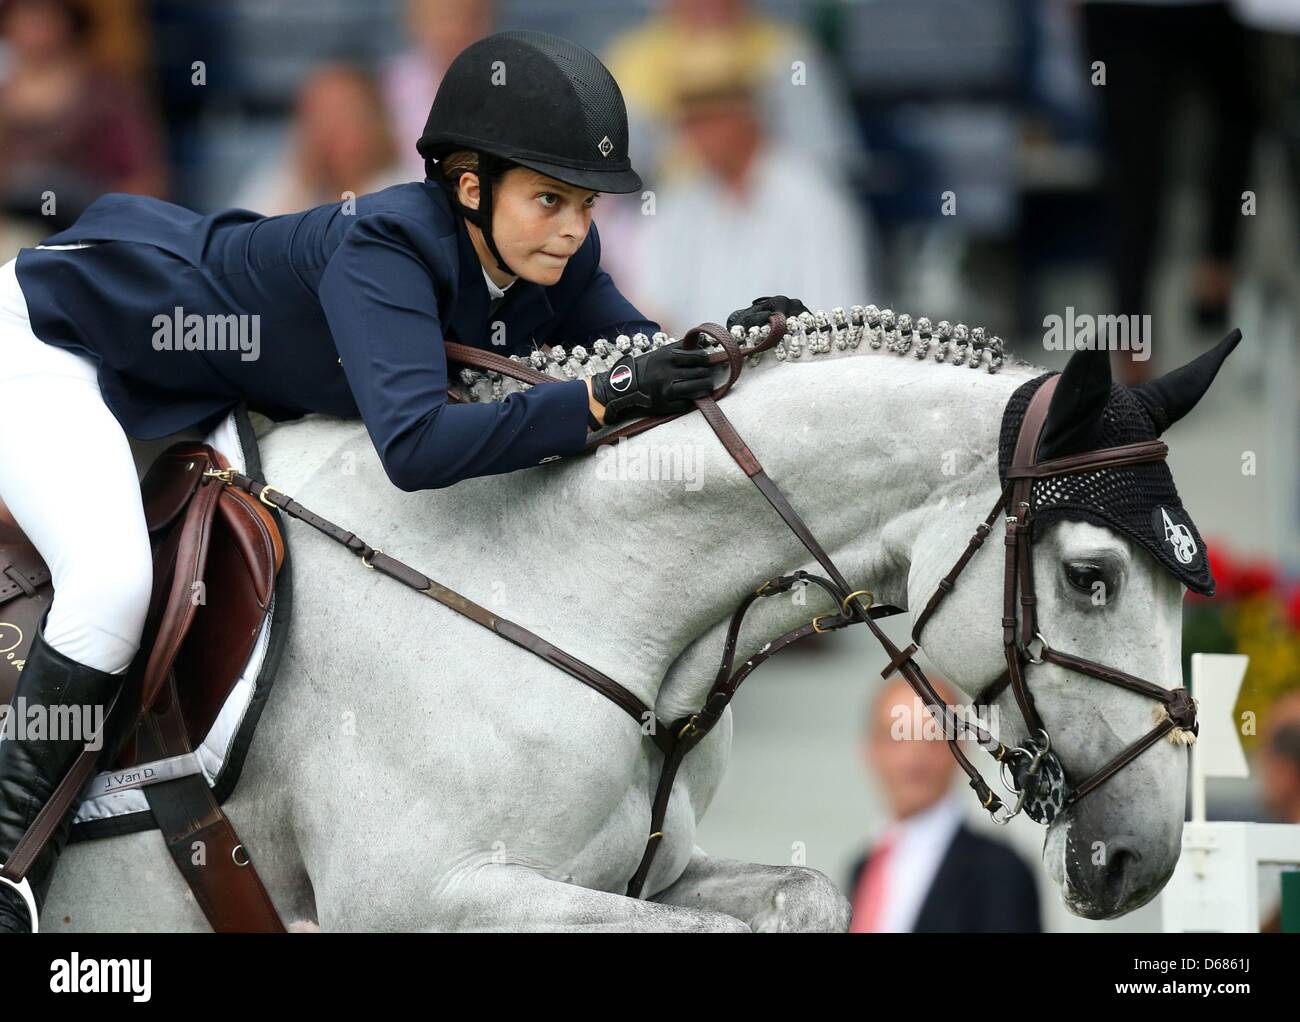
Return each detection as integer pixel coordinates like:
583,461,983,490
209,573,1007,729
1065,562,1106,594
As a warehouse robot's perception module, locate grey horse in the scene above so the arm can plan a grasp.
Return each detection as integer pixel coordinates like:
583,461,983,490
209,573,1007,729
44,310,1234,931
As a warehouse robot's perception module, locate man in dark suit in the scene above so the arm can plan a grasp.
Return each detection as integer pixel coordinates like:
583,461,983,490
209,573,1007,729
846,675,1042,932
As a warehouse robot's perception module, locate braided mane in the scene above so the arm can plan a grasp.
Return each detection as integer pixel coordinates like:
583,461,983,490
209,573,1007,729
451,304,1035,405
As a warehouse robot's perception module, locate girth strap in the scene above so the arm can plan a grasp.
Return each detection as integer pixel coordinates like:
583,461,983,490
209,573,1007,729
138,671,285,932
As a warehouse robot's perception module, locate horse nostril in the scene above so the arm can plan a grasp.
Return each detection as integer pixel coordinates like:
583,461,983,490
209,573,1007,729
1103,835,1143,899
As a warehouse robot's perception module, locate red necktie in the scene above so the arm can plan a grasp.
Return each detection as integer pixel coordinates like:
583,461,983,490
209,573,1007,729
850,831,897,933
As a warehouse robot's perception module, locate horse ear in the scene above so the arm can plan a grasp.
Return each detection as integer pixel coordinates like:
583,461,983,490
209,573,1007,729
1039,347,1112,460
1130,328,1242,435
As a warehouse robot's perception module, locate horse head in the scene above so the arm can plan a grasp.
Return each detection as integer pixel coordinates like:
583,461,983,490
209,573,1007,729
914,332,1240,918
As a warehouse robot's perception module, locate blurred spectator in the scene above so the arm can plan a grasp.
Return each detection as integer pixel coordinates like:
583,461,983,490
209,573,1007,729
233,64,406,216
1257,692,1300,931
846,676,1040,933
1231,0,1300,284
81,0,151,83
1259,694,1300,824
626,37,876,336
0,0,166,237
1074,0,1256,385
380,0,495,181
1232,0,1300,33
605,0,866,188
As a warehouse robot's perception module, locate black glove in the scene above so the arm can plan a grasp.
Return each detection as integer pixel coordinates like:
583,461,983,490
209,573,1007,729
726,295,809,332
591,341,713,425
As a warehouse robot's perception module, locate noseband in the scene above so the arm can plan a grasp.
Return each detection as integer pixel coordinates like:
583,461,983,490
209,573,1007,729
207,315,1199,899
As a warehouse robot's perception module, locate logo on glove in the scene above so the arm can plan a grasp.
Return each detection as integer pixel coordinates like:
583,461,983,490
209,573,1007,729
609,364,633,393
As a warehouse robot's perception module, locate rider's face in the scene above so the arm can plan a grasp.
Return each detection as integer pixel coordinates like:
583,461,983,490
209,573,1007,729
458,168,598,287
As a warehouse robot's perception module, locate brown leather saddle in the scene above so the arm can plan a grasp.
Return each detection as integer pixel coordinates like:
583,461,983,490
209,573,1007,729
0,436,288,931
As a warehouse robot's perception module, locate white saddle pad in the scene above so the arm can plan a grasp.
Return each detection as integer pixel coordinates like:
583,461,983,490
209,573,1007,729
72,408,281,828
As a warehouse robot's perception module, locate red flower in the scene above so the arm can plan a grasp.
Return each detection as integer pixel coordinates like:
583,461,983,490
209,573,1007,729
1287,587,1300,633
1235,561,1277,597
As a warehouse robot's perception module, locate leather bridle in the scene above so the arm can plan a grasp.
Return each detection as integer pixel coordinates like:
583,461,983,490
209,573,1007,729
908,373,1199,826
206,314,1199,899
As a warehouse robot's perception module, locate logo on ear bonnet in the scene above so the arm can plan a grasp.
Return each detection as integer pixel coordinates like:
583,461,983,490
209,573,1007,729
1152,505,1197,567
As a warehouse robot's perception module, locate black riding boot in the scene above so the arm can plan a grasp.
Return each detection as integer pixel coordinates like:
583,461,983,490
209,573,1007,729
0,618,125,932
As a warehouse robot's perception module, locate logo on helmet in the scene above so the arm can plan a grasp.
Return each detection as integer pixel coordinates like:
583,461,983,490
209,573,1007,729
598,136,614,158
609,364,633,392
1153,505,1197,566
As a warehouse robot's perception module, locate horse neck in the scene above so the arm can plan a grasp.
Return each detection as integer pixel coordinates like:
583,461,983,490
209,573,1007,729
475,349,1040,718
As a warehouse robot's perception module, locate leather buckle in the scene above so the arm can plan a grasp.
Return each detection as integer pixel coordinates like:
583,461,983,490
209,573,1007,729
0,870,38,933
259,485,286,509
754,578,782,597
806,608,847,631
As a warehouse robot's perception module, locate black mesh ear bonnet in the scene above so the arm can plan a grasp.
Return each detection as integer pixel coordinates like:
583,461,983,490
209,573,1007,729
998,372,1215,596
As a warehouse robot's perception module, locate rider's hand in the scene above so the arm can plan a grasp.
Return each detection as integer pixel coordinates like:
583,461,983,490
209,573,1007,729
590,341,713,425
726,295,809,332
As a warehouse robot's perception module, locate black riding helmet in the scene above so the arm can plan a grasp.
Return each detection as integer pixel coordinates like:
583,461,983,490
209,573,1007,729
417,30,643,276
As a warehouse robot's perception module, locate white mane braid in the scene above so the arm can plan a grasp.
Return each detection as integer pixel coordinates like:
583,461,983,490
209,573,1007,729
451,304,1027,404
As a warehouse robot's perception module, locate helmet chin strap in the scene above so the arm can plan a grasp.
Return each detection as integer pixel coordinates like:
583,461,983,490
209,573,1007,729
436,155,517,278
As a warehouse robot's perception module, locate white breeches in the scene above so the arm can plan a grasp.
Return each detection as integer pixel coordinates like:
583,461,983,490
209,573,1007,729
0,255,152,675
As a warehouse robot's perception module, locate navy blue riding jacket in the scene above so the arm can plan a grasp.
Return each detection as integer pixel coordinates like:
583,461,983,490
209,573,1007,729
14,180,659,490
